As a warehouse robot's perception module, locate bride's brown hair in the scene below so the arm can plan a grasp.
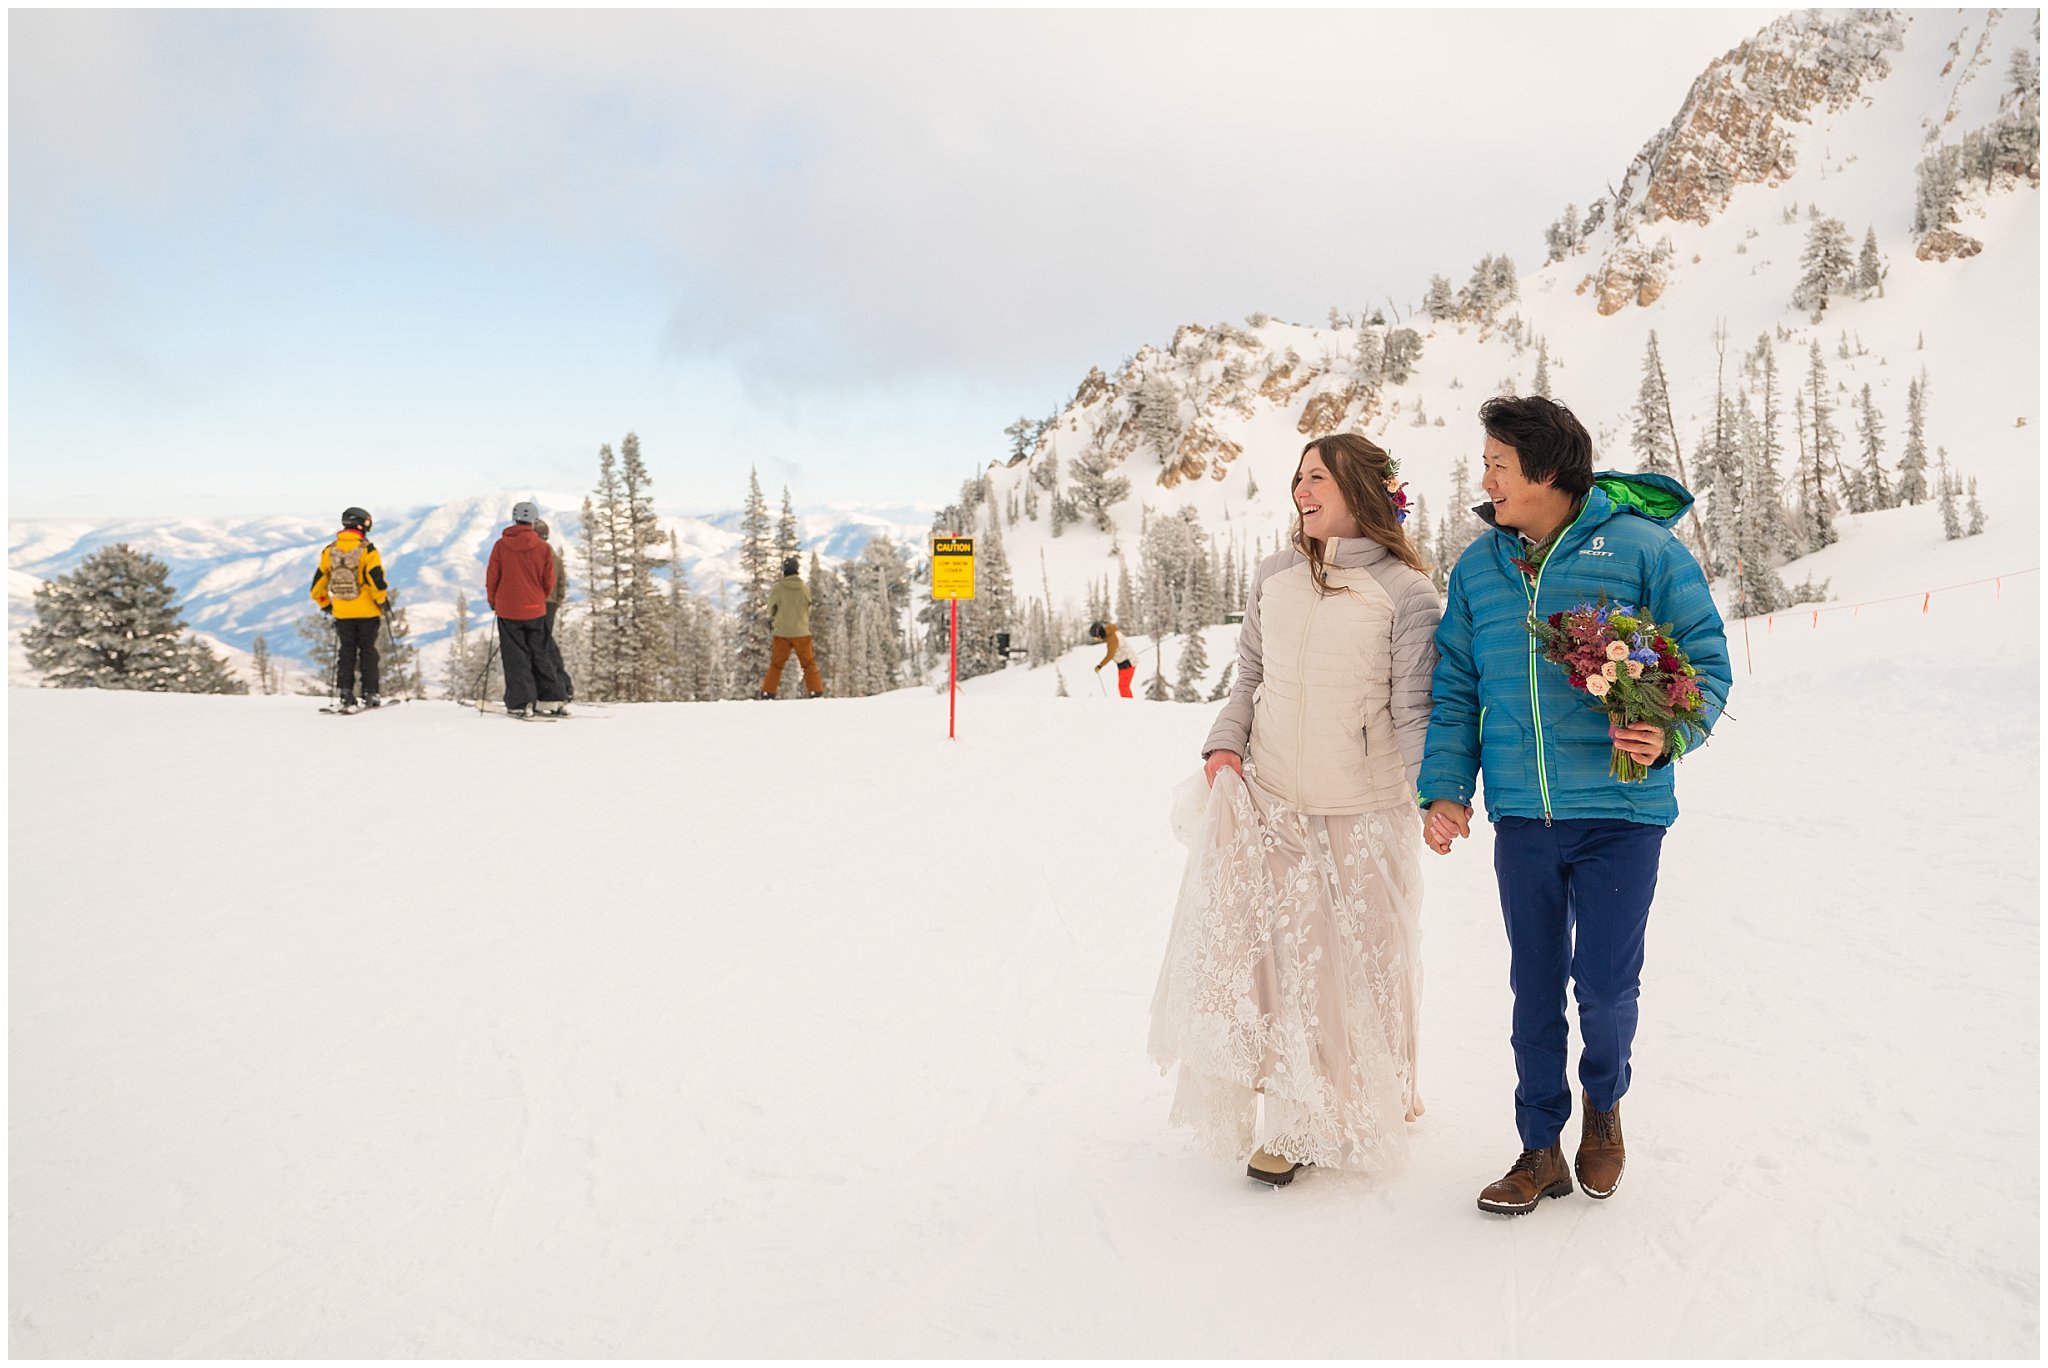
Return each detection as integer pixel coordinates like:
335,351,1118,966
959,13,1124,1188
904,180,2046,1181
1291,433,1429,595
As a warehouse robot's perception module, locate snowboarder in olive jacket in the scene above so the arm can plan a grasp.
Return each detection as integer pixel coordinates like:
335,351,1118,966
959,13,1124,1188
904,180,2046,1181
760,557,823,698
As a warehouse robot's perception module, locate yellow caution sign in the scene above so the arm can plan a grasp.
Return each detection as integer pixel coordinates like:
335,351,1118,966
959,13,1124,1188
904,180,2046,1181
931,536,976,599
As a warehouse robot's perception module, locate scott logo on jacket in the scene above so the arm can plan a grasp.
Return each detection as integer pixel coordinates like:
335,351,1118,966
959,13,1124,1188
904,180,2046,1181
1578,534,1615,559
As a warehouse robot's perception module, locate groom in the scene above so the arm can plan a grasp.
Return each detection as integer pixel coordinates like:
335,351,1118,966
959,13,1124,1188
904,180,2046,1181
1418,395,1730,1216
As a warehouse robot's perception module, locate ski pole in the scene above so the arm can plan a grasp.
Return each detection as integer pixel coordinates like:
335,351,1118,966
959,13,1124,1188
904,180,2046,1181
474,638,498,712
1094,668,1107,696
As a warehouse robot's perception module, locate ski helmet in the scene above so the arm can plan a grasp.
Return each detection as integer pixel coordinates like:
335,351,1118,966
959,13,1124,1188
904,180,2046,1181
1088,620,1105,641
782,557,800,577
341,507,372,532
512,500,539,525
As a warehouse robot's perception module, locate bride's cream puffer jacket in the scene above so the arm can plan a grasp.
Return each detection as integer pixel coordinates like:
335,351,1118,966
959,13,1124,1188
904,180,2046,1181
1202,538,1442,815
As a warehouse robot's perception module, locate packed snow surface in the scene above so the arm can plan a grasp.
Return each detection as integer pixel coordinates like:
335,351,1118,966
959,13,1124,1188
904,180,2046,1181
8,566,2037,1356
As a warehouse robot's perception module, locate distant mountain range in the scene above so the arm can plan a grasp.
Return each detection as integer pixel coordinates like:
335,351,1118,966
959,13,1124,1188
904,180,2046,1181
8,495,933,682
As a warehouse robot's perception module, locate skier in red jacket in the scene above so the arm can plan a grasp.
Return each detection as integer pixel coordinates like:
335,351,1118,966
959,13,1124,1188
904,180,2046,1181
486,501,568,717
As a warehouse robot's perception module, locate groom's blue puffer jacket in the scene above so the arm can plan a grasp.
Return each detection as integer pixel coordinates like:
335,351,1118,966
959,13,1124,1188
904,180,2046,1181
1418,471,1732,828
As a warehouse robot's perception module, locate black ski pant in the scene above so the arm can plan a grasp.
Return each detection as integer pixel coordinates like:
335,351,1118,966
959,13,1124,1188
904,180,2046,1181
335,616,381,700
543,602,573,701
498,614,565,711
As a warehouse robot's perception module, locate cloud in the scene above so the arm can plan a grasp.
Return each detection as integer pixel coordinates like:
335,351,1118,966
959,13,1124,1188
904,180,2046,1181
13,9,1779,396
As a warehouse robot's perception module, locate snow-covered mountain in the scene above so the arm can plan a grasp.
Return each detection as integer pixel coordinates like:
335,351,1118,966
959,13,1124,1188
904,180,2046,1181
949,8,2037,632
10,9,2036,694
7,495,932,684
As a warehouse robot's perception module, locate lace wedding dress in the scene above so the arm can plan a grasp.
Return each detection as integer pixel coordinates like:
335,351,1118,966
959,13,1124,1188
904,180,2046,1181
1149,768,1424,1173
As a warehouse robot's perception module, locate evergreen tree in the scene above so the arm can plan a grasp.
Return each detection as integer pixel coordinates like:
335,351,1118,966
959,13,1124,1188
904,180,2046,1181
1532,338,1552,399
1857,226,1884,297
251,634,275,695
1382,328,1423,383
1070,444,1131,532
1793,216,1855,319
776,487,801,569
1936,449,1963,539
382,604,425,698
1207,660,1235,703
1752,338,1795,560
954,502,1015,681
1730,393,1792,616
1145,643,1170,701
1806,342,1849,527
1003,417,1036,463
1133,373,1184,463
1853,384,1892,512
1896,370,1930,506
1422,274,1457,320
1173,628,1209,702
734,468,775,696
1631,331,1680,475
297,611,339,695
24,543,246,693
1966,477,1986,536
441,592,473,700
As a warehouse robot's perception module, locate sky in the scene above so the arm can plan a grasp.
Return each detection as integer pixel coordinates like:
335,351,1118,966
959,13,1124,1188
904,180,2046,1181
9,7,1781,521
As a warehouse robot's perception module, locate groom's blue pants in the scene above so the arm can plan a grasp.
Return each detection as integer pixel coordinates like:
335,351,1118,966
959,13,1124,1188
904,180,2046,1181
1493,816,1666,1151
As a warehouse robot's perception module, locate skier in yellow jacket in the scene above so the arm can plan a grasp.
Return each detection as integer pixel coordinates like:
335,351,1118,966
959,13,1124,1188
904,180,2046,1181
760,557,824,698
1089,621,1135,697
309,506,392,710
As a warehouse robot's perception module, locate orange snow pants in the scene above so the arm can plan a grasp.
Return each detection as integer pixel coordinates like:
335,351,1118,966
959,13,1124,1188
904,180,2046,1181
764,635,823,695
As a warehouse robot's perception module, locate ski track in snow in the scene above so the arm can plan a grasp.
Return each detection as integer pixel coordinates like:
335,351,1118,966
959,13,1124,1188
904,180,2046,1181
7,567,2038,1356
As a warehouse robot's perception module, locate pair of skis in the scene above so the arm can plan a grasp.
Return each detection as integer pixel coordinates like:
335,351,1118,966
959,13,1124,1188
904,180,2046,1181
318,699,405,716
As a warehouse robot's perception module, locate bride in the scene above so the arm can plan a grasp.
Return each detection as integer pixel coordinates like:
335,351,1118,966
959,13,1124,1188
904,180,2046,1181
1149,433,1442,1185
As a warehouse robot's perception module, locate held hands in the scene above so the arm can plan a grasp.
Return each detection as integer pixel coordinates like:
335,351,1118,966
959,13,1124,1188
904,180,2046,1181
1423,800,1471,856
1203,750,1244,788
1608,721,1666,766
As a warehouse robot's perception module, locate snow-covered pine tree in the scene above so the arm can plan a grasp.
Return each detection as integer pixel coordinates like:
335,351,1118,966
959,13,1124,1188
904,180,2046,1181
1730,394,1791,616
1532,338,1552,399
734,468,775,697
1752,338,1795,560
1791,387,1838,552
1793,216,1855,319
1004,417,1035,464
382,604,425,698
296,611,339,695
1806,342,1852,522
804,550,841,698
23,543,247,693
1145,643,1170,701
775,486,800,571
1936,449,1963,539
1422,275,1457,321
1966,477,1986,536
1208,660,1235,703
1173,628,1209,702
441,592,472,699
251,634,274,695
1896,370,1930,506
953,501,1014,681
1383,328,1423,382
1134,373,1183,463
1630,331,1679,475
1857,226,1884,297
1115,558,1136,629
1069,442,1130,533
1853,384,1892,512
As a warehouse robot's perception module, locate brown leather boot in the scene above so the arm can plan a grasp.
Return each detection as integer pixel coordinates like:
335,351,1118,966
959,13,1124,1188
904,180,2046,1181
1576,1092,1625,1198
1476,1143,1573,1215
1246,1148,1302,1187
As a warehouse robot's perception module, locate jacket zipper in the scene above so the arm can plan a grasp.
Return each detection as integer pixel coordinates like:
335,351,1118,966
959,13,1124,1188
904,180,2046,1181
1296,564,1319,797
1521,505,1589,826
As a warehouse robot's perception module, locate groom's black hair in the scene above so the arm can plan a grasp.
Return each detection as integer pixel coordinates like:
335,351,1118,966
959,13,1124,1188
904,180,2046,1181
1479,395,1594,498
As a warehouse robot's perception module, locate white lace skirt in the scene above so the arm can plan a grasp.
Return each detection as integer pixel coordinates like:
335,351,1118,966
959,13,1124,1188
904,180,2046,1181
1148,768,1424,1173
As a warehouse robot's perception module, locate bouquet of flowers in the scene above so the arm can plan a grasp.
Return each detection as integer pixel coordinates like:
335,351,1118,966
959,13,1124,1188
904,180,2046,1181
1528,595,1710,782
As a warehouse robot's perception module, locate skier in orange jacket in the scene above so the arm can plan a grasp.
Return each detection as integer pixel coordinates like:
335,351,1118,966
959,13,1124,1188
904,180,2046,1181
1089,621,1135,698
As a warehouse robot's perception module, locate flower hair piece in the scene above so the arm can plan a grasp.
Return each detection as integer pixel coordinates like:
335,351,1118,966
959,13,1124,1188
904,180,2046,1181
1383,455,1410,525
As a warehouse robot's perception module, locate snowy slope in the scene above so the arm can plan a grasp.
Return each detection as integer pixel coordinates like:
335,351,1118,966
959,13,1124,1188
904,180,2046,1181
954,8,2038,630
8,554,2036,1355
